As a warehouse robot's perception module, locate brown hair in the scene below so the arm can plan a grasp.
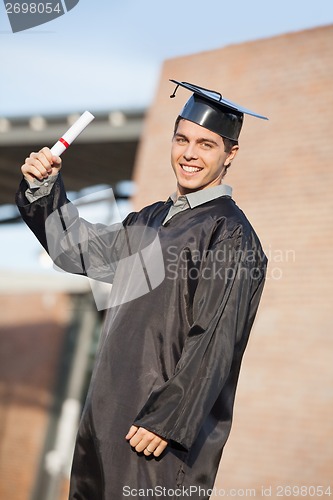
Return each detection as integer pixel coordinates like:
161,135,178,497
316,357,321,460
173,116,238,154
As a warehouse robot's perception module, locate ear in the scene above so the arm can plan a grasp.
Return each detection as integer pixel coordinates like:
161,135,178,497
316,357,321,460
224,145,239,166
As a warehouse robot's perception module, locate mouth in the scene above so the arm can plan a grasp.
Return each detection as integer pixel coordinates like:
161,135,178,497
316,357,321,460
180,164,203,174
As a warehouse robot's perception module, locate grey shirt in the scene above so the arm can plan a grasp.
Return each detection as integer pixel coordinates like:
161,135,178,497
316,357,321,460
25,175,59,203
162,184,232,225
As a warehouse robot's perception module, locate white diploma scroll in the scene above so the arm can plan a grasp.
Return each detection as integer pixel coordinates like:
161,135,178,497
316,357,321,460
50,111,95,156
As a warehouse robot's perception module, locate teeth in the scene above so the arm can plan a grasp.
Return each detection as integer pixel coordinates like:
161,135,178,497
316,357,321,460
182,165,201,173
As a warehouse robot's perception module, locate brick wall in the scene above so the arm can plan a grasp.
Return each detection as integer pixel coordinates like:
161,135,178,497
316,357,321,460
0,293,71,500
132,25,333,498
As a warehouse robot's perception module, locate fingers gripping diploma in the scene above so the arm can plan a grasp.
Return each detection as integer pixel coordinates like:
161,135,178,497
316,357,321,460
21,147,62,184
20,111,94,184
126,425,168,457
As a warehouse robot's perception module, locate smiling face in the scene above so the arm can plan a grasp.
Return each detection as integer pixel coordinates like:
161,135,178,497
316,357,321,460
171,119,239,196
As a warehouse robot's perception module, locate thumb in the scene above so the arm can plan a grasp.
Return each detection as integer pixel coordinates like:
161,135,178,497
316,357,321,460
52,155,62,167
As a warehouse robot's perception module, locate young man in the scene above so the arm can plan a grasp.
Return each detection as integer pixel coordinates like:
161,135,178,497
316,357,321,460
16,81,268,499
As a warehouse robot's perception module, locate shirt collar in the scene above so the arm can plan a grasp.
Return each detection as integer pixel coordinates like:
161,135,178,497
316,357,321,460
169,184,232,208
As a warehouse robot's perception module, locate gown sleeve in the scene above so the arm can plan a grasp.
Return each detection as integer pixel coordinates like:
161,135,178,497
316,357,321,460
15,174,137,282
134,225,267,450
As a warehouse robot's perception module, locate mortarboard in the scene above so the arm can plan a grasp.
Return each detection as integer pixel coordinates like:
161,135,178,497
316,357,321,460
170,79,268,141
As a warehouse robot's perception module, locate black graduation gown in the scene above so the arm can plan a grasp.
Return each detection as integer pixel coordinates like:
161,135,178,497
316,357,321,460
16,175,267,500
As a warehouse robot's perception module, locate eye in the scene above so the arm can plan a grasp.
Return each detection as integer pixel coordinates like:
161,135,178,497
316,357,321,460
202,142,212,149
175,136,186,144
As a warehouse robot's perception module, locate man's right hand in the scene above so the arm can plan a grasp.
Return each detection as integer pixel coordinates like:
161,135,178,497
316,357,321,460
21,147,62,184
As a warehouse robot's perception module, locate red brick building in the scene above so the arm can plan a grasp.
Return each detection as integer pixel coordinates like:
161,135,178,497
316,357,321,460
1,24,332,499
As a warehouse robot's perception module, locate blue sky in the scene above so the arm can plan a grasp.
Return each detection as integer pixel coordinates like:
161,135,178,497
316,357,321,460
0,0,333,117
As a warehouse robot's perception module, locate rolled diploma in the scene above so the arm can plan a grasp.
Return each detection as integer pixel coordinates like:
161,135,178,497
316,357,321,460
50,111,95,156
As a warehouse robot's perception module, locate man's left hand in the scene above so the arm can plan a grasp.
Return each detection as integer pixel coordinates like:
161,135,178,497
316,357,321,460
125,425,168,457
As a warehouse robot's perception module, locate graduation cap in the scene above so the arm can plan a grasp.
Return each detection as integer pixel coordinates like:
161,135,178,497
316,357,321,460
170,79,268,141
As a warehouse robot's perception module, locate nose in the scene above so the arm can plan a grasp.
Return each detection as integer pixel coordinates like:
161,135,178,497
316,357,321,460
183,142,198,161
